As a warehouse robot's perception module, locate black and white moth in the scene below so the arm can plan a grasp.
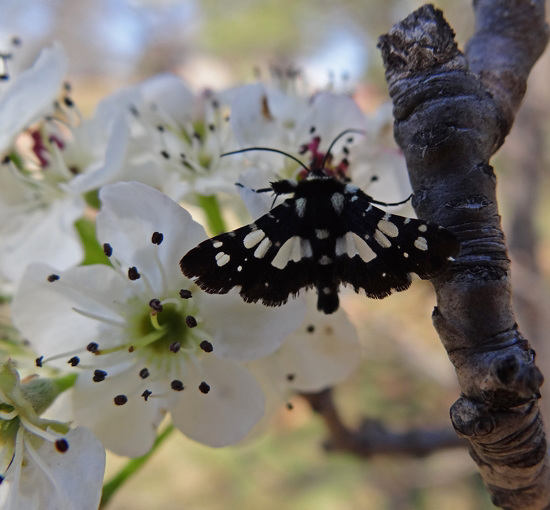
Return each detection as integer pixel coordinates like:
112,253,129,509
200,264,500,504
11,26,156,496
180,169,460,314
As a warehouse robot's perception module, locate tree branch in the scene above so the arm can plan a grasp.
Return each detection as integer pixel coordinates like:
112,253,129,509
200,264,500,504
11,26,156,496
378,2,550,508
301,389,465,457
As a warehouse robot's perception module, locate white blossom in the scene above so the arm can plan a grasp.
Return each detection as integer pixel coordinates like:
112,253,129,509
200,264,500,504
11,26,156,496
12,182,305,456
0,361,105,510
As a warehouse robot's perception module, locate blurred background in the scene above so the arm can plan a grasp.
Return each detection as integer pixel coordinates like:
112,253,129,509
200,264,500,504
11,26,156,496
2,0,549,508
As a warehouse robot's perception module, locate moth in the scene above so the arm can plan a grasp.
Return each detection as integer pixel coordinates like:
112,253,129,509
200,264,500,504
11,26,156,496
180,133,460,314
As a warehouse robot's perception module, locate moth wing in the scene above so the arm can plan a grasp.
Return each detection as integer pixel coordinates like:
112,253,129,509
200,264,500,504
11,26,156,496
180,201,317,306
333,191,460,298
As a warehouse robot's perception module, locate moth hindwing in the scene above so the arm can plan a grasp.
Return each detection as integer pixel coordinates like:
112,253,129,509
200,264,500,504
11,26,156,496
180,173,460,314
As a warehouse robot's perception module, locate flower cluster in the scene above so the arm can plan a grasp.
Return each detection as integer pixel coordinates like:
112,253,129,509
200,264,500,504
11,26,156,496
0,41,407,506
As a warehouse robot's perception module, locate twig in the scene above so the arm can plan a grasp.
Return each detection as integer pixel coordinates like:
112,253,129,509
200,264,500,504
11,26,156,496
301,389,465,457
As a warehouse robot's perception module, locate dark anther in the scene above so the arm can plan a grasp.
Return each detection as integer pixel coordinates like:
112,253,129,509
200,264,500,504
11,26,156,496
63,81,71,91
47,274,60,282
0,475,4,484
35,356,43,367
286,373,295,382
208,123,215,132
142,390,152,401
157,125,165,132
151,232,164,245
185,315,198,328
114,395,128,405
93,369,107,382
160,150,170,159
63,97,74,108
139,368,150,379
286,402,294,410
68,356,80,367
129,105,139,117
346,137,353,143
170,342,181,353
200,340,213,353
2,155,10,164
342,146,349,155
171,380,184,391
306,324,315,333
11,36,22,46
149,299,163,312
103,243,113,257
309,126,316,134
128,267,141,280
370,175,379,182
179,289,192,299
128,346,134,352
192,132,201,141
55,439,69,452
87,342,99,353
198,381,210,394
212,99,219,109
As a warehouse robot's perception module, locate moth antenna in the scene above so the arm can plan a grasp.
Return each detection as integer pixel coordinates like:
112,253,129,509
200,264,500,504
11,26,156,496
369,193,413,207
234,182,272,194
221,147,310,173
320,128,366,169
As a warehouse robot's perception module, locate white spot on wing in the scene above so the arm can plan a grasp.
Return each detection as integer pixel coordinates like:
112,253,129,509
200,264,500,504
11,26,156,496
213,241,223,248
315,229,329,240
418,224,428,232
272,236,298,269
345,184,359,194
318,255,332,265
335,232,377,262
215,252,230,266
301,239,313,258
254,237,272,258
243,229,265,249
377,219,399,238
331,193,345,214
295,198,307,218
414,236,428,251
272,236,312,269
374,230,392,248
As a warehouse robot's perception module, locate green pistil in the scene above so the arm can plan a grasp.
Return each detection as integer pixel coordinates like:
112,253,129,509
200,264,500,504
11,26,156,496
124,303,199,357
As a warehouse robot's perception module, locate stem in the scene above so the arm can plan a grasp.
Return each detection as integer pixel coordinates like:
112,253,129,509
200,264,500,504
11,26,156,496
100,424,174,508
196,194,227,235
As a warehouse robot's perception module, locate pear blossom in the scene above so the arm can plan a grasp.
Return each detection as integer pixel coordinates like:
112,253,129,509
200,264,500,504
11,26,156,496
0,42,67,154
0,53,144,289
0,360,105,510
229,83,411,211
12,181,306,456
246,294,361,428
82,74,244,202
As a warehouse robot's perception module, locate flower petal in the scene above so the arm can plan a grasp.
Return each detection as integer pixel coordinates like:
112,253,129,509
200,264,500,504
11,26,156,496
0,427,105,510
12,263,128,368
0,44,67,153
0,194,84,284
200,292,306,361
170,355,265,447
71,369,164,457
250,296,361,393
97,182,207,295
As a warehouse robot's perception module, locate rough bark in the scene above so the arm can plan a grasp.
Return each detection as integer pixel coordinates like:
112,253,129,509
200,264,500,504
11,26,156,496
378,2,550,508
